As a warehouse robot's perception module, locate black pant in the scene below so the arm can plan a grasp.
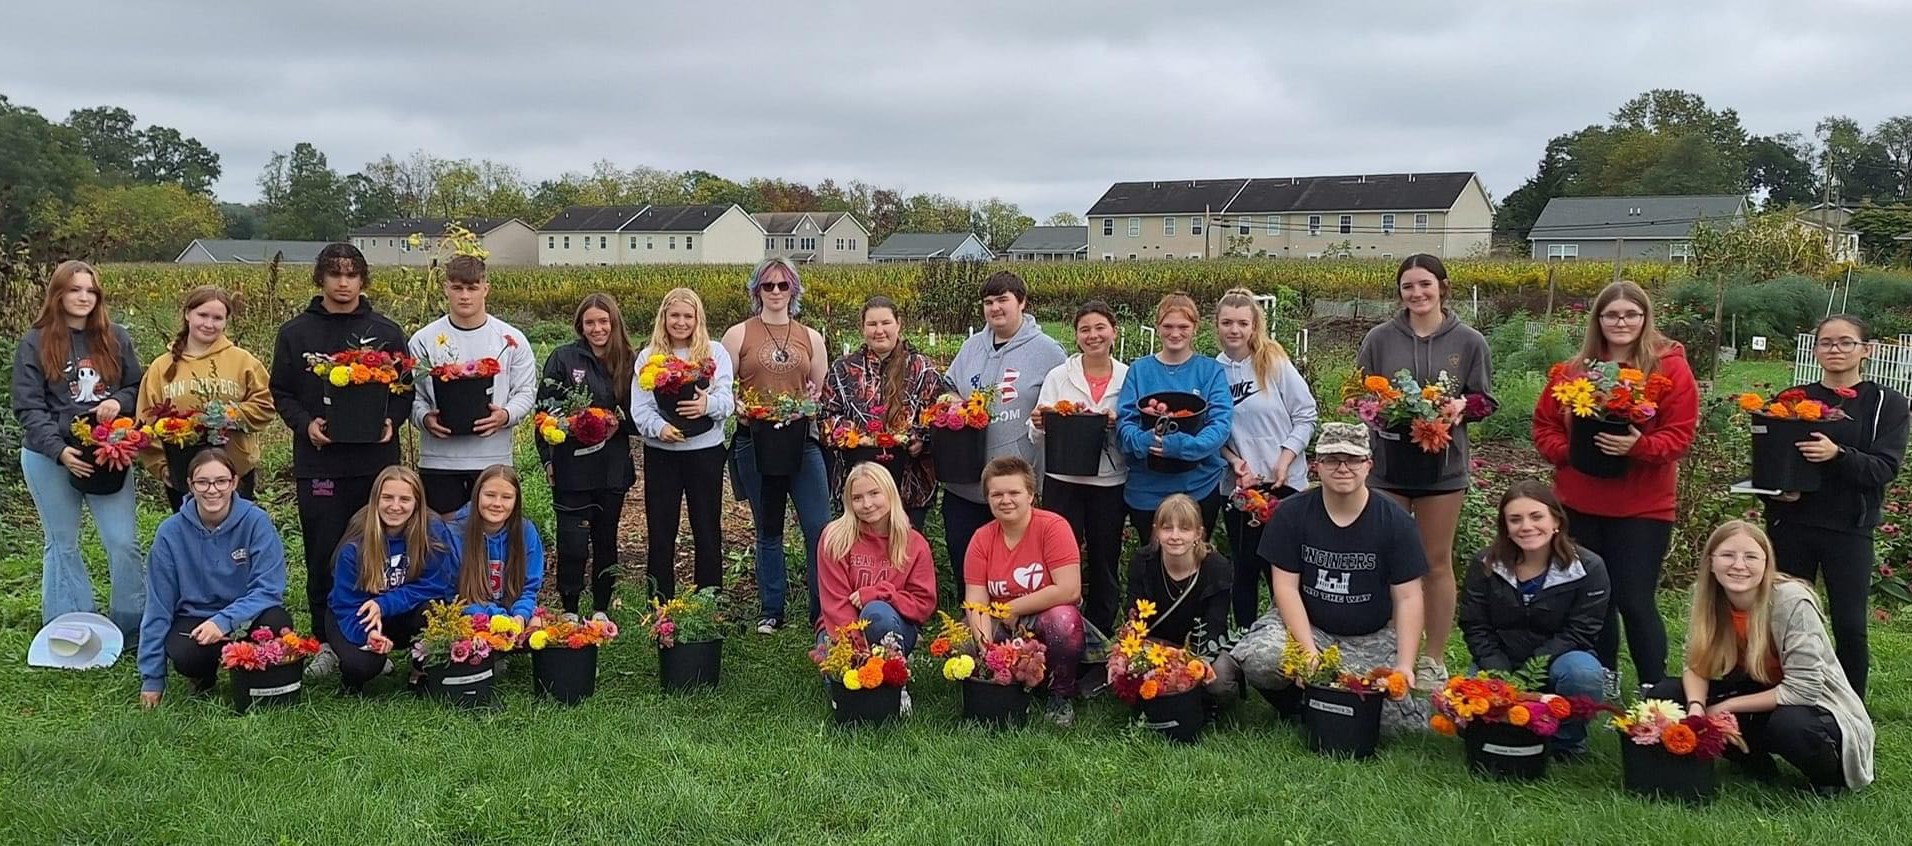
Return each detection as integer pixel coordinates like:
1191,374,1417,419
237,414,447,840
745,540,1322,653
1042,478,1128,634
554,487,628,613
1644,676,1847,789
1223,505,1271,628
643,445,727,602
1769,521,1873,699
1568,509,1672,684
323,607,426,692
421,469,481,516
165,471,258,512
1128,491,1223,550
296,475,378,633
940,493,994,580
164,605,294,689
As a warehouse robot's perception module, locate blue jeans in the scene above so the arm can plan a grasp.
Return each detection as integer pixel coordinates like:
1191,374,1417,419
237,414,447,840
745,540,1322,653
1548,650,1605,750
734,432,830,623
21,449,145,636
856,600,919,654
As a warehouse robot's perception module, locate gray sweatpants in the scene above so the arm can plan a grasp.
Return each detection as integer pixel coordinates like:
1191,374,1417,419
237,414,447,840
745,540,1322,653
1231,611,1429,733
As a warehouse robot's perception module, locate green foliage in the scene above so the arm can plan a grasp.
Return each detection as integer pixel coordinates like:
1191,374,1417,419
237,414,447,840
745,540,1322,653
1474,370,1544,447
1845,270,1912,337
1666,275,1829,349
51,183,222,261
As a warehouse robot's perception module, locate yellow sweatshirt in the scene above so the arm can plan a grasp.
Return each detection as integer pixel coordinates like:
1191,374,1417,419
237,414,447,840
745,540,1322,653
135,337,276,484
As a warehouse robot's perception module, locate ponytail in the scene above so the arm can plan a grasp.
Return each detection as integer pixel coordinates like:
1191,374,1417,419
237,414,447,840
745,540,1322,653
1217,287,1289,393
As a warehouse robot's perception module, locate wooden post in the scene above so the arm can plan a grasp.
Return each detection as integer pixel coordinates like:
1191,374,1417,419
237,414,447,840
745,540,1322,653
1544,263,1557,317
1611,238,1624,284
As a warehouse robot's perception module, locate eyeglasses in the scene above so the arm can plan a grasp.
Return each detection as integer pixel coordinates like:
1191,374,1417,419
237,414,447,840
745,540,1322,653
1710,550,1765,564
1599,311,1646,325
1815,339,1862,352
1314,455,1368,469
189,477,236,492
759,281,792,292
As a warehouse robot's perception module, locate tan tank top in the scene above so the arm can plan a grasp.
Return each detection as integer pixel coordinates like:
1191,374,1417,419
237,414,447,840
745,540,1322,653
736,316,814,394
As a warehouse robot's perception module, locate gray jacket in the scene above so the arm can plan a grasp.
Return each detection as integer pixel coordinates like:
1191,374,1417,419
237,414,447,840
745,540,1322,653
940,315,1066,503
1355,309,1493,493
1762,579,1875,789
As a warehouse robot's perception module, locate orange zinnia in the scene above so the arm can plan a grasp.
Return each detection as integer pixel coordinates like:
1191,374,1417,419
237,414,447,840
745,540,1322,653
1736,393,1764,412
1795,401,1824,421
1618,368,1645,385
1363,375,1391,393
1662,723,1699,755
1139,679,1161,700
857,660,884,689
1766,402,1792,419
1546,696,1572,719
1429,714,1457,736
1507,704,1531,726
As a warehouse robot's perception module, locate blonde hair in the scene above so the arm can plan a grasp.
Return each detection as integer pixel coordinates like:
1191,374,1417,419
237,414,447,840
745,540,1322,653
1215,287,1291,394
340,466,443,594
821,462,912,569
1154,292,1199,327
647,287,714,365
1685,520,1782,685
1152,494,1212,561
1577,280,1671,377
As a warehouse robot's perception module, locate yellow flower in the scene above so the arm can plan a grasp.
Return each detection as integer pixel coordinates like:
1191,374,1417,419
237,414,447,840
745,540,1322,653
328,367,352,387
1134,599,1157,620
543,427,566,445
435,333,449,347
942,655,975,680
529,630,549,650
648,354,667,366
1145,643,1170,667
489,615,520,636
841,668,862,691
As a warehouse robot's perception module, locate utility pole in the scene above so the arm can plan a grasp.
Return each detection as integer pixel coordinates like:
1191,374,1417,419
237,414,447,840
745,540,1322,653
1612,237,1625,284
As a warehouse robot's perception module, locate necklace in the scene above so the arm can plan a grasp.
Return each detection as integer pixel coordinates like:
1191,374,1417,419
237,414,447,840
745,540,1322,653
763,318,795,364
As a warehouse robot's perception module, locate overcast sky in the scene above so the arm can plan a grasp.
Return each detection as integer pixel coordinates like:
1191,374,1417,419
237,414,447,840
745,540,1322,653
6,1,1909,219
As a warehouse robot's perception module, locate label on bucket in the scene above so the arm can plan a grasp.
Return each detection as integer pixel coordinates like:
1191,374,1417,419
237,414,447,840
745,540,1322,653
1307,698,1355,717
1141,718,1184,730
443,668,493,685
572,442,605,457
1481,742,1545,757
251,681,301,697
1751,424,1768,435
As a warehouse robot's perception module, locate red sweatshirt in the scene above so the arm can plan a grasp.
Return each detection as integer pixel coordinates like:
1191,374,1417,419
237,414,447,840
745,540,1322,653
1533,343,1699,522
815,525,939,632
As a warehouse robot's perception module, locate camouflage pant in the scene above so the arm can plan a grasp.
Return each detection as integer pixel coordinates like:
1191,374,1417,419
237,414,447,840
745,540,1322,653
1231,611,1430,734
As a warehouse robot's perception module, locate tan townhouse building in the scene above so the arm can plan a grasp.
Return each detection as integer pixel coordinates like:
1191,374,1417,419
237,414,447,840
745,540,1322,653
537,203,768,265
349,217,539,266
754,212,870,263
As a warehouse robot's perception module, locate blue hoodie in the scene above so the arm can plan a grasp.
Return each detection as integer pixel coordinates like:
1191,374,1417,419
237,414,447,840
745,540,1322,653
327,519,457,646
138,497,287,693
1116,354,1234,511
446,503,546,619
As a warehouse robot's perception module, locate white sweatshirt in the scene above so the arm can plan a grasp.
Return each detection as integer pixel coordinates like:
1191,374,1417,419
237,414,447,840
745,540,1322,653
409,314,538,471
1028,354,1128,487
1216,349,1317,494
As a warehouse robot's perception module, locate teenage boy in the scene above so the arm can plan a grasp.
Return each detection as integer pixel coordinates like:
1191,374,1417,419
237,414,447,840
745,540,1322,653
269,243,410,676
409,255,538,515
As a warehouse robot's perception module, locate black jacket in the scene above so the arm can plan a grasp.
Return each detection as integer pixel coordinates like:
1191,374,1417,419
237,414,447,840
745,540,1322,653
538,340,637,492
1459,545,1609,672
269,296,411,478
1763,381,1909,535
1124,545,1232,654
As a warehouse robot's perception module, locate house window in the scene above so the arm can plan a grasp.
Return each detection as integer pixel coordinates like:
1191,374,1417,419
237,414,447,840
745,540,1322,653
401,241,410,253
583,237,590,251
630,236,638,249
646,237,654,250
785,237,795,249
1128,253,1137,260
1103,253,1114,261
1163,216,1176,236
1266,215,1280,235
1339,215,1352,235
1414,213,1429,233
669,236,677,249
849,239,858,250
1102,218,1114,237
546,236,554,249
599,236,607,249
1239,219,1251,236
1547,244,1579,260
686,235,695,249
1190,216,1203,236
1188,253,1201,259
1381,214,1395,235
835,238,845,250
1380,253,1393,260
1308,215,1321,236
563,236,571,249
1128,218,1140,237
801,237,815,251
1669,242,1692,262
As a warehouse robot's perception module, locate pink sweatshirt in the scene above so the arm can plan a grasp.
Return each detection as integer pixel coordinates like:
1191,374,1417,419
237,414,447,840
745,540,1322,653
816,526,939,632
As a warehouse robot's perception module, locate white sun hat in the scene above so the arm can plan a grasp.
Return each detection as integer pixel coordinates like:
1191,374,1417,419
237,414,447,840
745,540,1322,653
27,612,124,670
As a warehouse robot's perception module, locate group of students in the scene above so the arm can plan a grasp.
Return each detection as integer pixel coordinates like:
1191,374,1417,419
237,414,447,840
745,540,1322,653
12,247,1902,791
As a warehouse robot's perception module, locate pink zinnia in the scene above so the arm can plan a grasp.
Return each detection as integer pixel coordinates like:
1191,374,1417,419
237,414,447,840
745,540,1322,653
472,638,492,661
250,627,274,643
449,640,472,664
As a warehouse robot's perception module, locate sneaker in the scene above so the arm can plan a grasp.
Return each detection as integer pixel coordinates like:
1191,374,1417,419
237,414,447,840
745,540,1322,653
306,644,339,678
1601,669,1621,702
899,689,913,716
1046,696,1076,728
1413,656,1448,692
756,617,784,635
378,658,395,678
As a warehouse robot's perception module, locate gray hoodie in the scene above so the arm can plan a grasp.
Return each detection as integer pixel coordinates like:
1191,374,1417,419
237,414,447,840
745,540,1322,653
1355,308,1493,493
941,314,1067,503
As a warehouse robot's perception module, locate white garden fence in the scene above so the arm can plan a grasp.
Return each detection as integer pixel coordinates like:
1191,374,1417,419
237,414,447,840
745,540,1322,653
1792,333,1912,397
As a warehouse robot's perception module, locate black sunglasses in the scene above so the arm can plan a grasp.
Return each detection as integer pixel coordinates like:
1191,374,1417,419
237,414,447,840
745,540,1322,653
759,281,791,292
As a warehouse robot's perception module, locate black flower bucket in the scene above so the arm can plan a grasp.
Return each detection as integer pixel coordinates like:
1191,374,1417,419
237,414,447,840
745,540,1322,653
423,655,499,710
432,376,492,435
1749,416,1849,493
323,382,389,443
655,379,714,438
531,645,598,705
1374,422,1443,487
840,446,907,491
930,426,987,484
1138,392,1208,474
1463,721,1552,781
1620,739,1718,804
1043,412,1109,476
751,419,809,477
1303,686,1384,759
828,681,902,728
163,442,214,492
1569,414,1632,479
1139,688,1208,744
960,679,1032,729
229,659,306,715
658,640,722,692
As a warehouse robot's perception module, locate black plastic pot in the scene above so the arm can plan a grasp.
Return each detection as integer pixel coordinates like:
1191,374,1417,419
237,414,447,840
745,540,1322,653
654,379,714,438
751,418,810,477
1138,392,1208,474
1303,686,1385,759
1749,415,1844,493
66,445,130,495
1620,738,1717,804
930,426,987,484
828,680,902,728
658,640,722,692
1139,688,1208,744
1374,422,1443,487
532,645,598,705
323,381,390,443
433,376,493,435
1463,721,1552,781
840,445,907,491
422,655,498,709
960,679,1031,729
1043,412,1109,476
230,659,306,714
1569,414,1632,479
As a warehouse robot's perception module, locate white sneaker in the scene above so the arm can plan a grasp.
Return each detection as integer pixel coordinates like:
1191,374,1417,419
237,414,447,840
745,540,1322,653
306,644,339,678
899,689,913,716
379,658,394,678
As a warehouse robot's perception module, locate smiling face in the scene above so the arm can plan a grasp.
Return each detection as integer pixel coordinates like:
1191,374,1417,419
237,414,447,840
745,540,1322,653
1155,515,1200,560
1314,453,1371,495
985,473,1033,523
579,306,614,351
982,291,1024,335
60,272,100,321
188,461,237,519
1397,267,1443,317
861,306,899,356
1708,530,1770,603
1502,496,1558,557
475,476,517,529
1597,294,1648,352
1216,304,1255,354
663,300,698,346
376,479,418,531
1074,311,1114,358
186,298,229,346
846,473,890,526
1156,310,1196,354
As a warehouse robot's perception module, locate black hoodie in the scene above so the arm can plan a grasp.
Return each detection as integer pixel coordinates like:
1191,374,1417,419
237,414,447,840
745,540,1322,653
1763,380,1909,535
269,296,410,478
537,339,637,492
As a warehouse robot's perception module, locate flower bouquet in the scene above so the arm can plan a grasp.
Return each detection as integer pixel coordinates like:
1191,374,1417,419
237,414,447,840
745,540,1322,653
65,415,148,495
1610,699,1746,803
219,625,322,713
738,387,819,477
524,607,619,705
1430,673,1608,781
642,587,726,692
1347,369,1463,486
640,353,718,437
1280,635,1408,759
1038,398,1110,476
534,377,621,477
419,332,517,434
1735,387,1853,493
1109,600,1217,743
410,601,522,708
830,413,914,488
811,619,911,727
928,605,1046,728
1547,360,1673,478
1229,483,1298,528
142,394,247,491
921,377,997,483
305,340,413,443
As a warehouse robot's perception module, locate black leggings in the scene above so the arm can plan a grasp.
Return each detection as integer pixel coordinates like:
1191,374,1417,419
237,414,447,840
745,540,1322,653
1128,492,1223,551
165,471,258,512
163,605,293,689
1568,509,1672,684
1042,477,1128,634
1769,521,1873,699
296,475,377,633
1223,505,1270,629
323,607,426,692
421,469,481,516
554,487,629,614
1645,676,1848,790
643,445,727,601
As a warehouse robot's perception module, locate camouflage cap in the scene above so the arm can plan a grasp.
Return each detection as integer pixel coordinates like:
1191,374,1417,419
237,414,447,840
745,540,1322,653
1313,421,1371,458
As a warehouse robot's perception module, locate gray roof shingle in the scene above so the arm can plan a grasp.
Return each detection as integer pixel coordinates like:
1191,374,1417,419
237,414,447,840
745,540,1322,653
870,232,985,259
752,211,854,235
1005,226,1088,254
349,217,518,237
539,205,646,232
175,239,330,264
1086,179,1250,217
1528,195,1746,241
1085,172,1479,217
620,204,736,232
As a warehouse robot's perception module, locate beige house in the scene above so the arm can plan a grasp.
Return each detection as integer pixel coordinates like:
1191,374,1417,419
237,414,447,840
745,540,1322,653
754,212,870,263
1086,172,1493,261
1791,203,1862,264
349,218,538,266
537,204,766,265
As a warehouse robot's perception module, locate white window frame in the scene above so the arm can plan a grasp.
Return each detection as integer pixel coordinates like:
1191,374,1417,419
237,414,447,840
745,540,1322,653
1190,216,1203,236
546,236,554,249
835,238,845,250
1547,243,1579,260
1668,242,1692,262
1414,213,1429,233
1381,213,1395,235
1128,253,1137,260
1102,218,1114,237
1188,253,1201,259
599,236,607,249
1239,218,1251,235
1307,215,1321,236
1339,215,1352,235
562,236,570,249
1163,216,1176,237
1128,218,1140,237
669,236,677,250
1102,253,1114,261
766,238,774,250
1266,214,1280,235
686,235,695,250
785,237,795,249
646,237,654,250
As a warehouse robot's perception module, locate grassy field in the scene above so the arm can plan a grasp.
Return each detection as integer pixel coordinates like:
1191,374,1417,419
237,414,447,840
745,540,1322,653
0,342,1904,844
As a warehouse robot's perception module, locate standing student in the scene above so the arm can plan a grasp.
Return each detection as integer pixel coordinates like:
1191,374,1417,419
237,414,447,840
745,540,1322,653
541,293,639,615
1647,521,1874,793
449,465,544,623
269,243,411,676
136,286,276,512
1116,293,1232,537
634,288,734,603
410,255,538,515
816,462,938,653
1761,314,1908,699
940,271,1068,577
1356,254,1494,689
11,260,145,639
324,466,457,694
963,457,1084,727
819,296,944,530
1533,280,1697,694
1124,494,1239,701
1215,287,1317,628
137,449,292,707
722,259,830,634
1030,301,1129,635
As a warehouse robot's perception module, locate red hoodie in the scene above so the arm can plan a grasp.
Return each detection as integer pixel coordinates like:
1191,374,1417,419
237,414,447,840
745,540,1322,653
1533,342,1699,522
816,525,939,633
